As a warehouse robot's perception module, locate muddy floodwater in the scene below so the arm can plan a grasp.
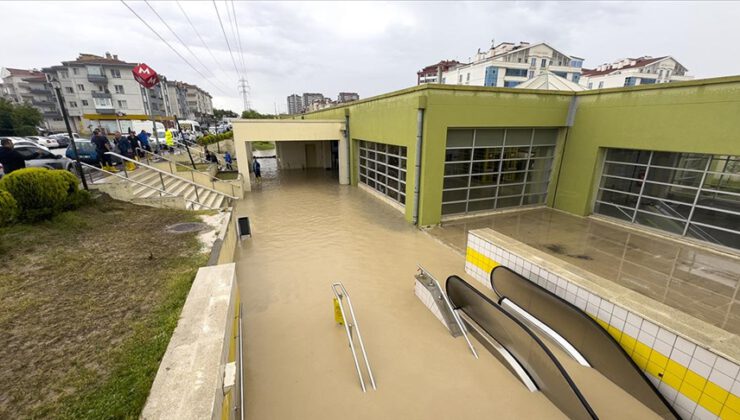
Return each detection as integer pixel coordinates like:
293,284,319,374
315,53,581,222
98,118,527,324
233,168,564,419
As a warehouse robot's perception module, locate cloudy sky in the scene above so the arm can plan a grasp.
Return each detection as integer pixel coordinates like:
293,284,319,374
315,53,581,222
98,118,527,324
1,1,739,114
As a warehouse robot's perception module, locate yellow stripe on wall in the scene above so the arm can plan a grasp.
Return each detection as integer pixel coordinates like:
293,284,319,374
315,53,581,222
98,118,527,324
466,246,500,275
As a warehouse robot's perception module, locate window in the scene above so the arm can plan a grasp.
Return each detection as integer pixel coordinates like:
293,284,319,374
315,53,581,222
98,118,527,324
598,81,604,89
69,101,78,108
595,149,740,250
505,68,527,77
94,97,112,108
72,68,79,75
466,73,470,82
64,87,74,94
441,128,558,216
504,81,521,88
458,74,463,84
569,59,583,68
358,140,407,206
114,85,125,94
76,84,85,91
624,77,637,87
111,69,121,78
540,58,547,68
527,70,534,79
571,73,580,84
86,66,103,76
588,82,593,89
59,70,68,79
553,71,568,78
530,58,537,66
640,78,656,85
81,100,89,106
117,100,127,109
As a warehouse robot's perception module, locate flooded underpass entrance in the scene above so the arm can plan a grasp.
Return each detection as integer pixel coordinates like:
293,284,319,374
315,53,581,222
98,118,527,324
232,169,564,419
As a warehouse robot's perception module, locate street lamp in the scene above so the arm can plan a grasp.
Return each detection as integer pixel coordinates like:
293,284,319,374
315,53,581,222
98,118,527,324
46,72,88,190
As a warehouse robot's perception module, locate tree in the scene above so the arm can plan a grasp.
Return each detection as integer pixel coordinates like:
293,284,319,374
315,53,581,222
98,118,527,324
213,108,238,120
0,98,41,136
240,109,274,119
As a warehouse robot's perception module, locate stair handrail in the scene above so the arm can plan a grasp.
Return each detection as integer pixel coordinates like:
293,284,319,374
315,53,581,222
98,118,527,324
136,147,223,184
78,162,220,210
104,152,238,200
331,282,377,392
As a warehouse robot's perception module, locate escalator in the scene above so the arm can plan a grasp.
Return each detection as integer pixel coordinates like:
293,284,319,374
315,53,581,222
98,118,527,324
445,271,681,419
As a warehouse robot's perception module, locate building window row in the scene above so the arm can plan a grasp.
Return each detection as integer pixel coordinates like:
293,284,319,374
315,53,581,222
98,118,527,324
442,128,558,216
595,148,740,250
358,140,408,206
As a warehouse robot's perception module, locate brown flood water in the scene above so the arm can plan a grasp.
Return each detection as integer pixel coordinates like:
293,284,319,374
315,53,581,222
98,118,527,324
233,168,658,419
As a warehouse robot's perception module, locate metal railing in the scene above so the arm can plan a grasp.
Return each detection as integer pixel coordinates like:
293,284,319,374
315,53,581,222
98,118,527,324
417,265,478,359
175,140,212,163
78,162,219,210
331,282,376,392
135,147,238,198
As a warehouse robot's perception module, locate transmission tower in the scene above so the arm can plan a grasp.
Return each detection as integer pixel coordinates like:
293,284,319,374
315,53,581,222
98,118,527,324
238,77,251,111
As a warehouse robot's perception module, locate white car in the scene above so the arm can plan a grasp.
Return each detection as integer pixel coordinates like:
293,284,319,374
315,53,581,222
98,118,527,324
0,137,51,151
26,136,59,148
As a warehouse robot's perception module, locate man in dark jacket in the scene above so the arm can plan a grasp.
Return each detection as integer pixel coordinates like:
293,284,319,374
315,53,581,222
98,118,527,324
0,138,37,175
91,129,113,170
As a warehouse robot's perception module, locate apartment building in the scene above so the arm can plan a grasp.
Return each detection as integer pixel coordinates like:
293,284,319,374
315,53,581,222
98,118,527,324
0,67,65,131
182,82,213,120
337,92,359,103
302,93,324,110
437,41,584,88
287,94,303,114
416,60,460,84
580,56,692,89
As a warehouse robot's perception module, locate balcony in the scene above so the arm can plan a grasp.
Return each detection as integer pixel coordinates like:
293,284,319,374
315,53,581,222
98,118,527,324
43,110,61,118
91,91,112,99
87,74,108,83
29,88,50,94
96,107,116,115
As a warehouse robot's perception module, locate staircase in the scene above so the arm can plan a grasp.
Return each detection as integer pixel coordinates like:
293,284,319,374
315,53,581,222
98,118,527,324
82,155,239,211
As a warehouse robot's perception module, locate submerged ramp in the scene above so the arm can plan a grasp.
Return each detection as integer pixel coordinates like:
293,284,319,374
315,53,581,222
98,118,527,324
489,266,680,420
446,275,598,420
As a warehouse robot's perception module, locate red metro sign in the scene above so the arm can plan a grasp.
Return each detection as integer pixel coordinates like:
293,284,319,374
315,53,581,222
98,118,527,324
132,63,160,89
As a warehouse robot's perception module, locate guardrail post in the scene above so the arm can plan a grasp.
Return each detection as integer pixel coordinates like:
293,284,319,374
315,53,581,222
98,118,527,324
194,186,201,203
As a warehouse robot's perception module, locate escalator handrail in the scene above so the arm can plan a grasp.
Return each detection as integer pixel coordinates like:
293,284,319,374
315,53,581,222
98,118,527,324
446,275,598,420
490,266,680,420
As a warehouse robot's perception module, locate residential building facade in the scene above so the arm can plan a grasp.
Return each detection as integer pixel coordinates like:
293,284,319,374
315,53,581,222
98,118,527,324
302,93,324,110
287,94,303,114
580,56,692,89
337,92,359,103
440,41,584,88
0,67,65,131
416,60,460,84
182,82,213,120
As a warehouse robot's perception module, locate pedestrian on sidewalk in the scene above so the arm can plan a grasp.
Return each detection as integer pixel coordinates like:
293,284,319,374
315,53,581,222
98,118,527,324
0,138,38,175
128,130,141,158
224,151,233,170
92,129,115,171
252,159,261,180
137,130,151,153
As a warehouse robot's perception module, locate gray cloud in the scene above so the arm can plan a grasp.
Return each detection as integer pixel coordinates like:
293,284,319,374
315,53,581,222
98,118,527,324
1,1,738,113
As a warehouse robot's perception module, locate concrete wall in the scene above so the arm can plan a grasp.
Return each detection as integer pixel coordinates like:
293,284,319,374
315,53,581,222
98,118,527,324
275,141,332,170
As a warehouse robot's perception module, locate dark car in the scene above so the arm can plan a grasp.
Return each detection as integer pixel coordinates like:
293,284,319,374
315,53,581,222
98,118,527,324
50,135,71,148
65,140,122,165
0,144,75,177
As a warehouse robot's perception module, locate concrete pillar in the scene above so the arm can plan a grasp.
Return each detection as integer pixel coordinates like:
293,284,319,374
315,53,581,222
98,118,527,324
233,137,252,192
338,137,349,185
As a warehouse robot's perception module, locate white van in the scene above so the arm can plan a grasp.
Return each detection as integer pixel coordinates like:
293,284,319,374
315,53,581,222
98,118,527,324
178,120,203,138
125,120,167,142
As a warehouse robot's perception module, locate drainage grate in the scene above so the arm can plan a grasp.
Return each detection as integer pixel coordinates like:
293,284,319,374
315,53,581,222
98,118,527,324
165,222,208,234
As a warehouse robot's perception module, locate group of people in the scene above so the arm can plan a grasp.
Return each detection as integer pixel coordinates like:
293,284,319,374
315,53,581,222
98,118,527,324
91,129,153,171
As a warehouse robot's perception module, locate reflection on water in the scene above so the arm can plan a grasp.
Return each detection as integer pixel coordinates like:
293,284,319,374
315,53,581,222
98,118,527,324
232,169,562,420
430,209,740,335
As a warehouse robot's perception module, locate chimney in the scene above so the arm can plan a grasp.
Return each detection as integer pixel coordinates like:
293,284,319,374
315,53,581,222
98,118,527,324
105,52,112,59
113,54,118,60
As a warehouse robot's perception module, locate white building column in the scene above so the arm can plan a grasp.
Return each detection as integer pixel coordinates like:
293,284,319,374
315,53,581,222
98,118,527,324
233,138,252,193
338,137,349,185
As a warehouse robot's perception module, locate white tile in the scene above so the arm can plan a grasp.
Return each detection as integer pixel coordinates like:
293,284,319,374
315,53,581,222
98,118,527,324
708,369,734,391
612,305,628,321
557,277,568,289
638,330,656,347
675,406,693,420
555,287,567,299
653,339,673,357
610,317,626,331
693,347,717,368
641,320,659,337
588,293,601,305
577,287,589,299
626,312,643,328
689,358,712,377
670,349,692,367
675,336,697,357
714,357,740,379
624,323,640,339
575,297,587,311
565,292,577,304
691,405,718,420
567,282,578,294
674,392,698,413
586,302,599,317
658,381,679,402
731,380,740,396
600,300,615,314
598,308,612,324
656,328,677,346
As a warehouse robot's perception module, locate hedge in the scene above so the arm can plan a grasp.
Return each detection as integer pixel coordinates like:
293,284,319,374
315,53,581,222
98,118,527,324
197,131,233,147
0,189,18,227
0,168,89,222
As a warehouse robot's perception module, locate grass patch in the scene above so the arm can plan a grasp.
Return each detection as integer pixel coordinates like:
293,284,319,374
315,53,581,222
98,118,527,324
0,196,208,418
251,141,275,151
216,172,239,180
175,162,211,172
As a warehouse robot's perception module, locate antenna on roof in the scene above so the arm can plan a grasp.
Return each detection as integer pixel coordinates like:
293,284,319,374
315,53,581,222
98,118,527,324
491,38,495,49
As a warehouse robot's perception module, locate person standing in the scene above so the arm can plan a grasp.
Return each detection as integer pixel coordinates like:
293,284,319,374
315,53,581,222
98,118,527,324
252,158,261,180
137,130,151,153
0,138,38,175
128,130,141,158
224,151,233,170
91,129,114,171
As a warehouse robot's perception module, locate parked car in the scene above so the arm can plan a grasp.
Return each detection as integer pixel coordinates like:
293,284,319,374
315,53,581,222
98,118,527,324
49,132,81,140
26,136,59,148
0,136,50,151
65,140,122,166
47,133,71,147
0,143,75,177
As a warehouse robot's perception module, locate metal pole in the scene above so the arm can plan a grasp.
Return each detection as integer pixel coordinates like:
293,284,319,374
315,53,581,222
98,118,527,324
144,86,161,152
55,87,88,190
175,115,197,170
412,108,424,225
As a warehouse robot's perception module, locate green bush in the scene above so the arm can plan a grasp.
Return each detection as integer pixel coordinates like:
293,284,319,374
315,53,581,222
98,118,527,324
197,130,233,147
56,169,91,210
0,189,18,226
0,168,78,222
